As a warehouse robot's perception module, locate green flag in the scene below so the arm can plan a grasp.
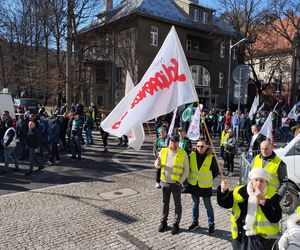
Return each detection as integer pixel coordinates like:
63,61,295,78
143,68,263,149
182,104,193,122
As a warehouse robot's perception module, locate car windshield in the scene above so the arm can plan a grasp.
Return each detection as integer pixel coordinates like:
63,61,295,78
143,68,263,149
20,99,38,106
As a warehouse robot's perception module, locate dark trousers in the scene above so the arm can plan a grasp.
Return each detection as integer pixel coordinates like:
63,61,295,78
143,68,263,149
161,183,182,225
248,235,276,250
60,131,67,149
156,169,161,183
71,136,81,159
100,129,109,148
29,148,42,171
225,152,235,172
50,141,60,162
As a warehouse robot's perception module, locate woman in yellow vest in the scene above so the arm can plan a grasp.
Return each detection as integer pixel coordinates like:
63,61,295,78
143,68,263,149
217,168,282,250
187,140,219,234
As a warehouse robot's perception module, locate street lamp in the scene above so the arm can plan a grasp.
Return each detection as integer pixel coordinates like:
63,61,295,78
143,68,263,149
226,38,248,110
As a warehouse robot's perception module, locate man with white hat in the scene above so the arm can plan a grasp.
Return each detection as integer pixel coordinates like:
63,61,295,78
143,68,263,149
217,168,282,250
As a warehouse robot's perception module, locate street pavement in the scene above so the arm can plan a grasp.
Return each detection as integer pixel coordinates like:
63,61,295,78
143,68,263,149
0,133,285,249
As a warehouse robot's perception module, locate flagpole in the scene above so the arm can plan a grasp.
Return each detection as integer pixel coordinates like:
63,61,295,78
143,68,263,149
146,122,156,151
198,103,224,179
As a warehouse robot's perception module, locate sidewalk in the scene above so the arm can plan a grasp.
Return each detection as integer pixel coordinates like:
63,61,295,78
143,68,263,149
0,169,236,250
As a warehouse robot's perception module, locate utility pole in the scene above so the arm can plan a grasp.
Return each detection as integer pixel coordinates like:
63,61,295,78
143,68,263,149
66,0,73,111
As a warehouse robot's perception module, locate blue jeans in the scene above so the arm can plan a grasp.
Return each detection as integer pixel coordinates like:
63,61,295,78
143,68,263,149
29,148,42,171
85,129,93,143
191,195,214,225
3,146,19,171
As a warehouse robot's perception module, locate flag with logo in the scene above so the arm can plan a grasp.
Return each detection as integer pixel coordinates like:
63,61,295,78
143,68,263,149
101,26,199,137
187,104,203,141
249,95,259,120
125,71,145,150
182,104,193,122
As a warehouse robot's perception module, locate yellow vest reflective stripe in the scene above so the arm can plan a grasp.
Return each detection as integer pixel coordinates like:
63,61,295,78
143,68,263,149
253,188,279,239
297,206,300,214
231,186,245,239
253,155,281,193
160,148,185,182
220,130,227,146
188,152,213,188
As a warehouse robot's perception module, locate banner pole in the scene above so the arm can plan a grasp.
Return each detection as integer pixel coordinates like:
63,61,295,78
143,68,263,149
198,103,224,179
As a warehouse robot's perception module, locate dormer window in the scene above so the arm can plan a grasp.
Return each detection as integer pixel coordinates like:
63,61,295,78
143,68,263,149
202,12,208,24
193,9,199,22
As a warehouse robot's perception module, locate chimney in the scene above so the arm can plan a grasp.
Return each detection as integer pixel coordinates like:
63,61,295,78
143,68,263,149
104,0,113,11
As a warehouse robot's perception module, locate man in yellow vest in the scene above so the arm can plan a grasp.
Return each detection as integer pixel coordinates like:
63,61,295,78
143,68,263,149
297,206,300,214
251,140,288,199
155,135,189,235
187,140,219,234
217,168,282,250
220,124,229,160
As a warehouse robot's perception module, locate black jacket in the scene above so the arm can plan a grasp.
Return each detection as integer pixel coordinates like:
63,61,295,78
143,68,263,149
27,127,41,149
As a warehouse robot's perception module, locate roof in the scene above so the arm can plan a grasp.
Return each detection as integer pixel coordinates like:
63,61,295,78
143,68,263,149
252,17,300,54
80,0,234,35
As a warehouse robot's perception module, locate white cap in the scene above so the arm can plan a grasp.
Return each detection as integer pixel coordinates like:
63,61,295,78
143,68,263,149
248,168,270,181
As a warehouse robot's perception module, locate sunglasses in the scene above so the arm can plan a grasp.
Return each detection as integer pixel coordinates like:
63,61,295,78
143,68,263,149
197,145,205,148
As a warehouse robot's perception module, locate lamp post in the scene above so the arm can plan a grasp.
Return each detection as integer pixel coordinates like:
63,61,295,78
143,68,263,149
226,38,248,110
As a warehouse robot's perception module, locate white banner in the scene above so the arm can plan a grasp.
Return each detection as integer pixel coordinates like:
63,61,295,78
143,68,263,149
249,95,259,120
259,113,273,140
187,104,202,141
288,104,297,120
258,102,265,112
100,26,199,137
125,71,145,150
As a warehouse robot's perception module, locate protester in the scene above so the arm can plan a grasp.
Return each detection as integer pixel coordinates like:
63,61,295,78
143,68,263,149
224,129,237,176
0,123,19,175
217,168,282,250
39,113,50,159
100,113,109,153
246,125,265,162
84,111,94,145
70,112,83,160
187,140,219,234
16,113,29,160
58,112,69,152
154,126,170,188
177,127,192,154
26,121,44,176
47,114,61,165
154,135,189,235
251,140,288,198
219,124,229,160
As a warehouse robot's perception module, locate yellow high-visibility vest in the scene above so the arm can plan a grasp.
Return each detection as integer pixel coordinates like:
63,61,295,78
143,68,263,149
160,148,185,182
253,155,281,194
296,206,300,214
231,186,245,239
188,152,213,188
220,130,227,146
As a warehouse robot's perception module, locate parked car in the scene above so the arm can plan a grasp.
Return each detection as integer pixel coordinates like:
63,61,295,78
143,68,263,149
14,98,39,114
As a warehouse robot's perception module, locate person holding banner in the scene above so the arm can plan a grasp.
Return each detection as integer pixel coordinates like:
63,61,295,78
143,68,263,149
187,140,219,234
154,126,170,188
217,168,282,250
251,140,288,199
155,135,189,235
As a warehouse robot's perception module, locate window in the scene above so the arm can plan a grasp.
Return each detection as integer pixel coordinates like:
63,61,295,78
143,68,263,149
219,72,224,88
96,96,103,106
220,42,225,58
190,65,210,86
194,41,199,52
186,39,192,51
259,59,266,71
116,68,122,85
193,9,199,22
150,26,158,46
232,48,237,60
202,12,208,24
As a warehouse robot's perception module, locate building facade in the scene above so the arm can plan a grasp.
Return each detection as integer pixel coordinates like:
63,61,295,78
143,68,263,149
78,0,238,110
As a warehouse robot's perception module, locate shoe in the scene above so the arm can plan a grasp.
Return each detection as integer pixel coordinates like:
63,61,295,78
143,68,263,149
76,157,81,161
54,160,60,164
47,161,54,165
228,172,233,177
155,183,161,189
13,168,20,172
158,221,168,232
209,223,215,235
0,170,7,175
223,171,229,176
37,165,44,171
25,171,32,176
103,148,108,153
70,155,77,159
181,187,189,193
188,222,199,231
171,223,180,235
117,142,123,146
122,143,128,147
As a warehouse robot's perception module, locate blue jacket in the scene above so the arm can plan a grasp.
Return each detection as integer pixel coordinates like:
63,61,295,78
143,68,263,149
49,120,60,143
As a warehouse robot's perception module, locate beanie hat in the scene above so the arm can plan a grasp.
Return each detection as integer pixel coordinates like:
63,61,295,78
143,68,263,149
248,168,270,181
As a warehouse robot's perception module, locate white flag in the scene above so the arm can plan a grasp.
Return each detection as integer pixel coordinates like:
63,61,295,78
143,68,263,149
288,104,297,120
259,112,273,140
168,108,178,136
249,95,259,120
124,71,145,150
187,105,203,141
258,102,265,111
101,26,199,137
